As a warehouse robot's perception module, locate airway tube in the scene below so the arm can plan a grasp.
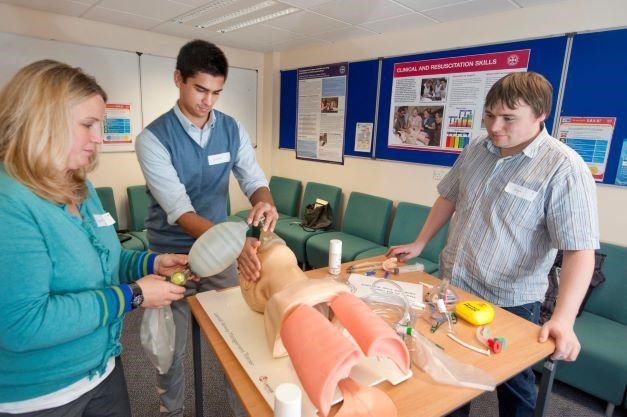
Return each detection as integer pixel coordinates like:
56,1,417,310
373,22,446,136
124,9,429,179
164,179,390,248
330,292,410,375
280,304,362,417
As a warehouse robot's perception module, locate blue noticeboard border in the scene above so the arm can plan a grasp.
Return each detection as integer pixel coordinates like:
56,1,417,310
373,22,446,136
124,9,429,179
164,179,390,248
279,59,379,157
559,28,627,185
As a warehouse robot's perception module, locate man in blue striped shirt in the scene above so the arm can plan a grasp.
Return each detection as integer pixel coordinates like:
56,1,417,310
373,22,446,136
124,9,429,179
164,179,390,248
390,72,599,417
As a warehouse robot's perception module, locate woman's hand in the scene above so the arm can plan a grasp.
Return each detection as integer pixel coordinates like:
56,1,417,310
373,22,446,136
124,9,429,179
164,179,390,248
155,254,188,276
136,275,185,308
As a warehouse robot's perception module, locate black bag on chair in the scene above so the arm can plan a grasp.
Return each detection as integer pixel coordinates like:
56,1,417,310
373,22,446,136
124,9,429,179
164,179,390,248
540,250,607,324
300,202,333,232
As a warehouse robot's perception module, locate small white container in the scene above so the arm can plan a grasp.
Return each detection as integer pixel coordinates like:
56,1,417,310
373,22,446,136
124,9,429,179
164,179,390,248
274,383,302,417
328,239,342,275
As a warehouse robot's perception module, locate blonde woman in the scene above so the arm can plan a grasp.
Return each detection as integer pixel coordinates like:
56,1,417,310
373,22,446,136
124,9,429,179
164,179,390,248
0,60,187,416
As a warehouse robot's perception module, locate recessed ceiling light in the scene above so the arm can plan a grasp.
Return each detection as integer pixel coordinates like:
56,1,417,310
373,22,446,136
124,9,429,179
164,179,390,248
172,0,237,24
216,7,299,33
196,0,277,29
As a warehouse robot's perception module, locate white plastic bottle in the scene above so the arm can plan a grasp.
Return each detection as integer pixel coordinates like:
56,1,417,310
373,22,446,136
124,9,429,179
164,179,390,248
328,239,342,275
273,383,302,417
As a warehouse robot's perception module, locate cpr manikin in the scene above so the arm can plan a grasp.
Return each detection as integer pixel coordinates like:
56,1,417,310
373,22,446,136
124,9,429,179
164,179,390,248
239,231,409,417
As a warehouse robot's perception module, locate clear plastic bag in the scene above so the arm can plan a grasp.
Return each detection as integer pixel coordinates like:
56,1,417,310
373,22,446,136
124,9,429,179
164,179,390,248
407,330,495,391
140,306,176,374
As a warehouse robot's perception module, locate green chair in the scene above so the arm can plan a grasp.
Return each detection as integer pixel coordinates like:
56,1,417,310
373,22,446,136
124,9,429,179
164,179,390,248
354,202,449,275
305,192,392,268
273,182,342,265
548,242,627,415
95,187,145,251
235,176,302,221
126,185,150,249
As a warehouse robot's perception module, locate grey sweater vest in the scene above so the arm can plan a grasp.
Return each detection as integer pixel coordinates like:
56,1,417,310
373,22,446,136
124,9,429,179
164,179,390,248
144,109,240,253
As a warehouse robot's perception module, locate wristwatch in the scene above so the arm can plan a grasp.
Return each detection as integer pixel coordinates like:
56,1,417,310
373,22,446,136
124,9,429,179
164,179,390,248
129,282,144,309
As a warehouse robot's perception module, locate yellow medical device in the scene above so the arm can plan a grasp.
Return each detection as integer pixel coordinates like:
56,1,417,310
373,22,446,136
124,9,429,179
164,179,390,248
455,301,495,325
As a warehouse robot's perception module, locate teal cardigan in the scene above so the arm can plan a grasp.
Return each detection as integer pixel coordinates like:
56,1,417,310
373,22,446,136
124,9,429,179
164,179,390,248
0,166,155,402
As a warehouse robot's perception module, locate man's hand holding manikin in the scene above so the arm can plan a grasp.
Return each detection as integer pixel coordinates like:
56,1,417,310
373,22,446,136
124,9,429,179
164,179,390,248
238,187,278,282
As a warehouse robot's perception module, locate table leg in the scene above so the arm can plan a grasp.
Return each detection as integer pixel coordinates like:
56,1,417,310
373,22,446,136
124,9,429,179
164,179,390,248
193,315,204,417
534,359,556,417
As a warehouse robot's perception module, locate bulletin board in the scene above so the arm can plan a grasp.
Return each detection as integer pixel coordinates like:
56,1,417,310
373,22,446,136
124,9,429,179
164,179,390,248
279,59,379,158
557,28,627,186
374,36,568,167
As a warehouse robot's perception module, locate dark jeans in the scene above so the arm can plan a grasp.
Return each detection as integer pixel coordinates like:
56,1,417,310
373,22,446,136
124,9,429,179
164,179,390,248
448,301,542,417
0,357,131,417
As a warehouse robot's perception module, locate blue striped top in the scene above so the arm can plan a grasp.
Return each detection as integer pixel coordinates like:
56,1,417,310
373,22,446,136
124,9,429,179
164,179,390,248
437,128,599,306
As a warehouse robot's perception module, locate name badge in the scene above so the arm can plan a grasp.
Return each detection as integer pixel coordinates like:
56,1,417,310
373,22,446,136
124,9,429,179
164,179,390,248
93,212,116,227
207,152,231,166
504,182,538,202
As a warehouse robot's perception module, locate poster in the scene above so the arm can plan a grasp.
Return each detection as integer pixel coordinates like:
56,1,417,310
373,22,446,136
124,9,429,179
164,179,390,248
557,117,616,182
296,63,348,164
615,139,627,186
387,50,530,152
103,103,132,144
354,122,373,153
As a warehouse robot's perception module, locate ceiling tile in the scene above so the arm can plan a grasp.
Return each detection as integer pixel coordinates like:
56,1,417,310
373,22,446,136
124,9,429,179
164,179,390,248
394,0,469,12
83,6,163,30
512,0,565,6
211,32,269,51
360,12,435,33
96,0,193,21
1,0,92,16
219,23,302,44
172,0,230,7
264,10,349,36
313,26,376,43
423,0,517,22
151,21,212,39
311,0,411,25
272,37,328,51
279,0,333,8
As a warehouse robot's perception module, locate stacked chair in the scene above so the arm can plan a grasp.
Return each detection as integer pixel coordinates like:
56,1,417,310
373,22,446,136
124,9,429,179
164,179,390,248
95,187,145,251
273,182,342,267
305,192,392,268
354,202,449,275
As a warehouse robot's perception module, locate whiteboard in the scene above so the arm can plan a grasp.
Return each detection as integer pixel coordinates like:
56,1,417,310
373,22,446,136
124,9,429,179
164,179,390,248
0,31,140,152
0,32,258,150
140,53,258,146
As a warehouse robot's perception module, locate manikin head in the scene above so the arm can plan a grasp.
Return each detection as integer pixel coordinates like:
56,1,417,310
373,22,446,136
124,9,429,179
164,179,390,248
239,232,307,313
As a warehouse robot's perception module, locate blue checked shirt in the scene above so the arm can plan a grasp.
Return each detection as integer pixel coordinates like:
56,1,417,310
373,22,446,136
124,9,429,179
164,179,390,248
437,128,599,307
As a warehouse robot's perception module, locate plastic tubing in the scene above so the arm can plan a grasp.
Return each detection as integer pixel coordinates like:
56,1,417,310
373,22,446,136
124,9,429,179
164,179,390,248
363,279,412,327
447,333,491,356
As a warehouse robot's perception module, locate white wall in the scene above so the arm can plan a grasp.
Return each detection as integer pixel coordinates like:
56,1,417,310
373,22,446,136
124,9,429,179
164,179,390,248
2,0,625,245
0,3,267,228
271,0,627,246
